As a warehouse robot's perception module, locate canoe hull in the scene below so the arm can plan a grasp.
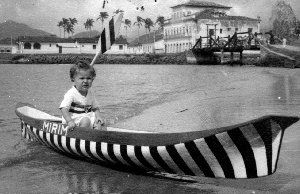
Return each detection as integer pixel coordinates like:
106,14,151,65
16,103,299,179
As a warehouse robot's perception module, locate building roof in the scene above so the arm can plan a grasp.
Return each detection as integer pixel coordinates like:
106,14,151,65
129,29,163,47
114,35,129,44
171,0,231,9
195,9,259,21
17,36,101,44
75,38,98,44
0,37,17,45
18,36,74,43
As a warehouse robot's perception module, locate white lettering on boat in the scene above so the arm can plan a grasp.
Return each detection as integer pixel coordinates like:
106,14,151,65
42,121,68,136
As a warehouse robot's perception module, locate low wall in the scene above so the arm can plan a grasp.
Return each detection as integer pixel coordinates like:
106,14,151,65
4,53,188,65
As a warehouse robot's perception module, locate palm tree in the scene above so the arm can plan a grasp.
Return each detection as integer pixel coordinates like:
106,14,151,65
113,9,124,16
57,21,64,38
156,16,165,30
68,18,78,36
123,19,131,39
134,16,143,44
144,18,154,34
62,18,69,38
66,23,74,37
97,12,109,31
84,18,95,38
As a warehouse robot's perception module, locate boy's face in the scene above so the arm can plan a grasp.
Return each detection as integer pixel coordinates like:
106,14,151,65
73,69,94,95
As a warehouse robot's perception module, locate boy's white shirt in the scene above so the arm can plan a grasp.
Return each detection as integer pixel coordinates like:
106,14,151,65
60,86,99,124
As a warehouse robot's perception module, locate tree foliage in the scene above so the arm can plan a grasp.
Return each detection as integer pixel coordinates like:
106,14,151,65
144,18,154,33
123,19,131,38
156,16,165,30
84,18,95,37
134,16,144,43
97,12,109,30
295,20,300,37
270,1,297,39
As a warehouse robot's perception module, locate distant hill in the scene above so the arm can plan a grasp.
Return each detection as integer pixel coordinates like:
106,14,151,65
72,30,100,38
0,20,53,39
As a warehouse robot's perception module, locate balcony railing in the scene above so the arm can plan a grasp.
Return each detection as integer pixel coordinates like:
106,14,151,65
164,35,192,40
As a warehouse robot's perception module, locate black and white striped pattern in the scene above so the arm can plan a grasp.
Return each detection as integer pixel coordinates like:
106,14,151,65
90,13,123,66
100,17,115,54
98,13,123,54
19,117,287,179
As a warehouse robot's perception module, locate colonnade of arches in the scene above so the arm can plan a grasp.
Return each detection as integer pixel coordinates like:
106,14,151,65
24,42,41,49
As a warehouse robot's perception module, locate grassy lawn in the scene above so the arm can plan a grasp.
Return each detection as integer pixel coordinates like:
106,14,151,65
290,38,300,47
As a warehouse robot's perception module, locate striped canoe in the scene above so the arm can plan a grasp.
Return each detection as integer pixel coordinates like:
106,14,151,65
15,102,299,179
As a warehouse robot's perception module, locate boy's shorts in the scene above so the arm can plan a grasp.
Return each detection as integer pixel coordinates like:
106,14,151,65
62,112,96,128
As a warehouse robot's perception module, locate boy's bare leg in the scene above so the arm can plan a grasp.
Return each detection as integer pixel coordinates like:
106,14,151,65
79,117,91,128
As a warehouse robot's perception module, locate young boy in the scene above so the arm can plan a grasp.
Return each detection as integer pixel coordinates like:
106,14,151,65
60,60,104,130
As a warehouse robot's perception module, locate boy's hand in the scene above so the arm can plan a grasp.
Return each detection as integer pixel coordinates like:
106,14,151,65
96,117,105,125
67,120,76,131
96,117,106,130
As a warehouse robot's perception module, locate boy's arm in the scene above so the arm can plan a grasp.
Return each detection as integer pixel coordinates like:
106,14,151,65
61,107,76,129
93,107,104,124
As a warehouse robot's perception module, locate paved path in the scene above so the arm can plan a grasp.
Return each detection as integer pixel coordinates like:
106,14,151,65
272,44,300,52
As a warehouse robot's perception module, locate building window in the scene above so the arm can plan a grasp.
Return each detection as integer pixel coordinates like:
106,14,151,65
82,45,84,47
93,45,96,49
24,42,31,49
227,28,231,31
49,43,52,47
248,28,253,32
220,29,223,34
235,28,239,32
119,45,123,50
33,43,41,49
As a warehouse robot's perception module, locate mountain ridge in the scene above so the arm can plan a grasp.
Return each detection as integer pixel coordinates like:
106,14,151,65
0,20,54,39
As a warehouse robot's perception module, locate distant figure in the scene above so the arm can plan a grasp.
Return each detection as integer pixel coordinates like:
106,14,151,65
265,30,275,44
282,38,287,48
60,60,105,130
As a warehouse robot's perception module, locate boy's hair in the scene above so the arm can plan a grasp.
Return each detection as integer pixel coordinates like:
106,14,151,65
70,60,96,81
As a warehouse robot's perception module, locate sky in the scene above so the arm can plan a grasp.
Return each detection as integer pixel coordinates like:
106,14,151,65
0,0,299,40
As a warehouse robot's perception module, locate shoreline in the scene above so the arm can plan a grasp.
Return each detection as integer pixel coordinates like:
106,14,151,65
0,45,299,68
0,52,259,65
0,53,188,65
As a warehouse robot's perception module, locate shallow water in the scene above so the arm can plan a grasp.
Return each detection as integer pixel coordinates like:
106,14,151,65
1,64,300,193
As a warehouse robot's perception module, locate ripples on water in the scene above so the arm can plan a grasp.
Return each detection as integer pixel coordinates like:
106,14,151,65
1,64,300,193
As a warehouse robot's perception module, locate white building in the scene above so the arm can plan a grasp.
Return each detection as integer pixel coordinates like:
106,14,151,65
16,36,99,54
0,38,18,54
164,0,260,53
105,35,129,54
128,29,164,54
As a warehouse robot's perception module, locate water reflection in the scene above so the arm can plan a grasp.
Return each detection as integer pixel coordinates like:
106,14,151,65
57,165,205,194
202,70,300,130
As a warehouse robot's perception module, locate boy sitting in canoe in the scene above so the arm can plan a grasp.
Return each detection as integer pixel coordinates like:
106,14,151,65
59,60,105,130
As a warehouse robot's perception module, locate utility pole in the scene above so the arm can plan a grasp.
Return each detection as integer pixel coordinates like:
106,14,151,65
153,29,156,54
